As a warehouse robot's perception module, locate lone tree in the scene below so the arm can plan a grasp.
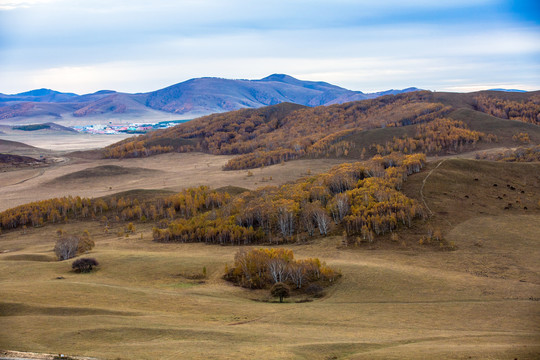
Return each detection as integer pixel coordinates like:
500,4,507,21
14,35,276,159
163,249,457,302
72,258,99,273
270,282,290,303
54,232,95,261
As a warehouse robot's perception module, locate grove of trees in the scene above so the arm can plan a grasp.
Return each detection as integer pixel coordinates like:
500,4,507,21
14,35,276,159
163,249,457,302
474,94,540,125
370,118,497,156
2,153,426,247
152,153,426,244
224,248,340,291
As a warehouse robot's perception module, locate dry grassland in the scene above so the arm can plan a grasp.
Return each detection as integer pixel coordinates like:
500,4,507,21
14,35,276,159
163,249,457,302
0,152,349,212
0,212,539,359
0,133,133,153
0,142,539,359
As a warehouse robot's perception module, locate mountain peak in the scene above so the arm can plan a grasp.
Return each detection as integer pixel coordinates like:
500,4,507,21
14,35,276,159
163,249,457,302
16,88,60,96
14,88,79,97
260,74,299,83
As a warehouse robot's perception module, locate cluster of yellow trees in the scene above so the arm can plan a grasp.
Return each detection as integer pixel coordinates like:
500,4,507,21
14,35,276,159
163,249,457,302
102,140,173,159
223,148,303,170
224,248,340,289
474,94,540,125
1,196,99,230
2,151,425,246
152,153,426,244
512,132,531,144
0,187,229,231
2,150,426,248
371,118,496,155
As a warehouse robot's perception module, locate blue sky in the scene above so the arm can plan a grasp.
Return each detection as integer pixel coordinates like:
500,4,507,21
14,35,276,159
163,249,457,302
0,0,538,94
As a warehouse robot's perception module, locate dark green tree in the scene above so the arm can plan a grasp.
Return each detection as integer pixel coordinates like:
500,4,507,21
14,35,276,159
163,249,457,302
271,282,290,303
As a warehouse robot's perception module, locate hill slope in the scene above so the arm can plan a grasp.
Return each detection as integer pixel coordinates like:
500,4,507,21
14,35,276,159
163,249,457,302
103,90,540,168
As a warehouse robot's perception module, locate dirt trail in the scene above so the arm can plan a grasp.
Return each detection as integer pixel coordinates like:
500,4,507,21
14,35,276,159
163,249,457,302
420,159,447,216
10,169,45,185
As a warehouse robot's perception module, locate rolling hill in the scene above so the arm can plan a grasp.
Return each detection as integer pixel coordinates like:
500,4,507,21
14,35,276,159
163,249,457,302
0,75,418,125
103,90,540,169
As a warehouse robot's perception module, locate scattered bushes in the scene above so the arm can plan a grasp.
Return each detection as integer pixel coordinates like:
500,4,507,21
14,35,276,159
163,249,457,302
513,132,531,144
72,257,99,273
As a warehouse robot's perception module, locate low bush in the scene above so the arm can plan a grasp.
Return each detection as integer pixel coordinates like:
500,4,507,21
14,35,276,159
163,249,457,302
72,257,99,273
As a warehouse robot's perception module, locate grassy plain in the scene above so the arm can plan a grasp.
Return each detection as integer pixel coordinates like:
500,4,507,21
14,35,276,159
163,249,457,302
1,155,539,359
0,152,349,212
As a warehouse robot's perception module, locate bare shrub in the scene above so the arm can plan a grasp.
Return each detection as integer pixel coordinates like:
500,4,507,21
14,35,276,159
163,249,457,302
54,235,79,260
54,231,95,261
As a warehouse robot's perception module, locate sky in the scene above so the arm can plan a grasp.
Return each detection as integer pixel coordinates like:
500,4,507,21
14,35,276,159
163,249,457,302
0,0,539,94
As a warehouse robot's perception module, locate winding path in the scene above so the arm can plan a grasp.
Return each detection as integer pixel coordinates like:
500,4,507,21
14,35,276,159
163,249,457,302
420,158,447,217
11,169,45,186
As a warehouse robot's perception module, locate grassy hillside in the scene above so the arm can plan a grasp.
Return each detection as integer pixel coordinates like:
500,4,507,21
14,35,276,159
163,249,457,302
0,153,44,169
401,158,540,248
0,138,36,151
103,90,539,170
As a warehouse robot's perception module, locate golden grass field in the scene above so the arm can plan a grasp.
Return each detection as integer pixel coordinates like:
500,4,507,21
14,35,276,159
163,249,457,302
1,137,539,359
1,213,539,359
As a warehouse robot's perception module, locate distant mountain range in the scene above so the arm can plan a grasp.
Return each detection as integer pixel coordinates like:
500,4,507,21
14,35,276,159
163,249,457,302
488,88,528,93
0,74,421,125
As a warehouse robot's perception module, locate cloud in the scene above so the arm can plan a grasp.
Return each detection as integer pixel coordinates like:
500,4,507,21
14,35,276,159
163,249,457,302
0,0,538,93
0,0,61,10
